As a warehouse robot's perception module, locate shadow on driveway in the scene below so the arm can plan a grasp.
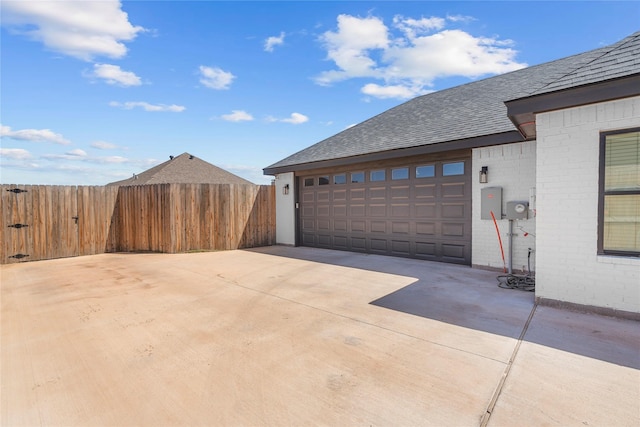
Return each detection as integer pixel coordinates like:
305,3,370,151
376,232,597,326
248,246,639,369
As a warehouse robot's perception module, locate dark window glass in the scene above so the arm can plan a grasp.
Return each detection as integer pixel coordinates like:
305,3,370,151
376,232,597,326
334,174,346,184
370,170,386,182
304,178,314,187
351,172,365,183
392,167,409,180
318,176,330,185
443,162,464,176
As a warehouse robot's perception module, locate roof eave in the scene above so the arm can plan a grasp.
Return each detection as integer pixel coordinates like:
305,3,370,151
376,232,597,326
263,131,523,175
506,73,640,140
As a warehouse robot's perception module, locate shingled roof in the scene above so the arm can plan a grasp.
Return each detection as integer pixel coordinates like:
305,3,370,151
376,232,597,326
108,152,254,186
264,32,640,175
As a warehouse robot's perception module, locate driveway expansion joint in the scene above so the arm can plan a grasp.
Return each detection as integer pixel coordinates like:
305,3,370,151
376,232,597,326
480,300,539,427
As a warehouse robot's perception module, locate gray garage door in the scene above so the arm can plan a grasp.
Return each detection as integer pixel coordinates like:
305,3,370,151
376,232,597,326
298,157,471,265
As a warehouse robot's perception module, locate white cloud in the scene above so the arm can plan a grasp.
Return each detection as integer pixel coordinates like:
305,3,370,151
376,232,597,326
66,149,87,157
1,0,145,61
315,14,527,99
281,113,309,124
221,110,254,122
264,32,285,52
0,148,32,160
91,141,118,150
361,83,427,99
446,14,476,24
393,15,445,39
267,113,309,124
91,63,141,86
199,66,235,90
316,14,389,85
1,124,71,145
109,101,185,112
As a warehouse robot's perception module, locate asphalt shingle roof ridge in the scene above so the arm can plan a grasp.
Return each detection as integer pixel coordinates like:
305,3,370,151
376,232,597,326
527,31,640,97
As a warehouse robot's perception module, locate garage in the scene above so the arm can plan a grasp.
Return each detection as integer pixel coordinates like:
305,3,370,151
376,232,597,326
298,153,471,264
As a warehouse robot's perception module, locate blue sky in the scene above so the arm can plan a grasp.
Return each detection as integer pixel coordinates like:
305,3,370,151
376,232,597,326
1,1,639,185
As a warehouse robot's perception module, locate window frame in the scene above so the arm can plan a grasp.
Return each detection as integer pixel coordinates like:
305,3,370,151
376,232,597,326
598,127,640,257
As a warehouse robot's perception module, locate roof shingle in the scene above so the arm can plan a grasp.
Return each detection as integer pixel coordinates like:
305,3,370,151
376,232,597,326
108,152,254,186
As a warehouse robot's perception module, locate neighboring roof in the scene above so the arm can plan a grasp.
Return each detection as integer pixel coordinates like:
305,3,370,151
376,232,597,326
264,32,640,175
108,152,254,186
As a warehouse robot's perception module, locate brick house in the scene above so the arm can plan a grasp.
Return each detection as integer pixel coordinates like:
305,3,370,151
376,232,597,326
264,32,640,316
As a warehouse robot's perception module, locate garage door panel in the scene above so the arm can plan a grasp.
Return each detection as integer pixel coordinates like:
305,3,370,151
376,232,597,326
391,240,410,255
317,219,330,231
415,184,436,199
442,182,466,197
416,241,437,256
391,186,410,199
350,189,365,200
371,239,387,252
333,205,347,216
392,222,410,234
302,219,314,231
442,243,466,260
416,222,436,235
317,206,330,216
351,220,366,232
442,223,465,237
317,191,330,202
350,204,365,216
334,220,347,231
333,190,346,201
317,234,331,246
302,192,314,202
370,187,386,199
416,203,436,217
371,221,386,233
370,204,386,216
351,237,366,249
334,235,348,249
391,204,410,217
441,203,465,219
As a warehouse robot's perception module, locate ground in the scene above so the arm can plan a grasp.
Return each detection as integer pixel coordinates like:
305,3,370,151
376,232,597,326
1,246,639,426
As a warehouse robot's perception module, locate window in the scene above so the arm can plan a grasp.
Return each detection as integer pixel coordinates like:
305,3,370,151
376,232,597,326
351,172,365,183
599,129,640,256
416,165,435,178
392,167,409,180
333,174,346,184
304,178,314,187
318,176,330,185
370,170,386,182
443,161,464,176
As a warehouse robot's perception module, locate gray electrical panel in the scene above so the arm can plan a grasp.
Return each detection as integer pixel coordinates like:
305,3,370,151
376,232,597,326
481,187,502,220
506,201,529,220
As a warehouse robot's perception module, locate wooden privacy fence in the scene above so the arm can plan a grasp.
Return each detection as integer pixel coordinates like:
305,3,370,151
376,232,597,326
1,184,275,264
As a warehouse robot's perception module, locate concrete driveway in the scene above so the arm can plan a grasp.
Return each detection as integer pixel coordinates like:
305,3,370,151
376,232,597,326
2,246,638,426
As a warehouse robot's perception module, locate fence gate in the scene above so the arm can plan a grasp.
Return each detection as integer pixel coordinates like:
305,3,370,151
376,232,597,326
2,185,81,263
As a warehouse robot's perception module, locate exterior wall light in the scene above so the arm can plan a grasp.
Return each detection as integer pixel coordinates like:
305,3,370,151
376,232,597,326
282,184,290,195
479,166,488,183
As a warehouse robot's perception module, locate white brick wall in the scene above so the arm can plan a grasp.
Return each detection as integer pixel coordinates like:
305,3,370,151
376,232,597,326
472,141,537,272
274,172,295,245
536,96,640,313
